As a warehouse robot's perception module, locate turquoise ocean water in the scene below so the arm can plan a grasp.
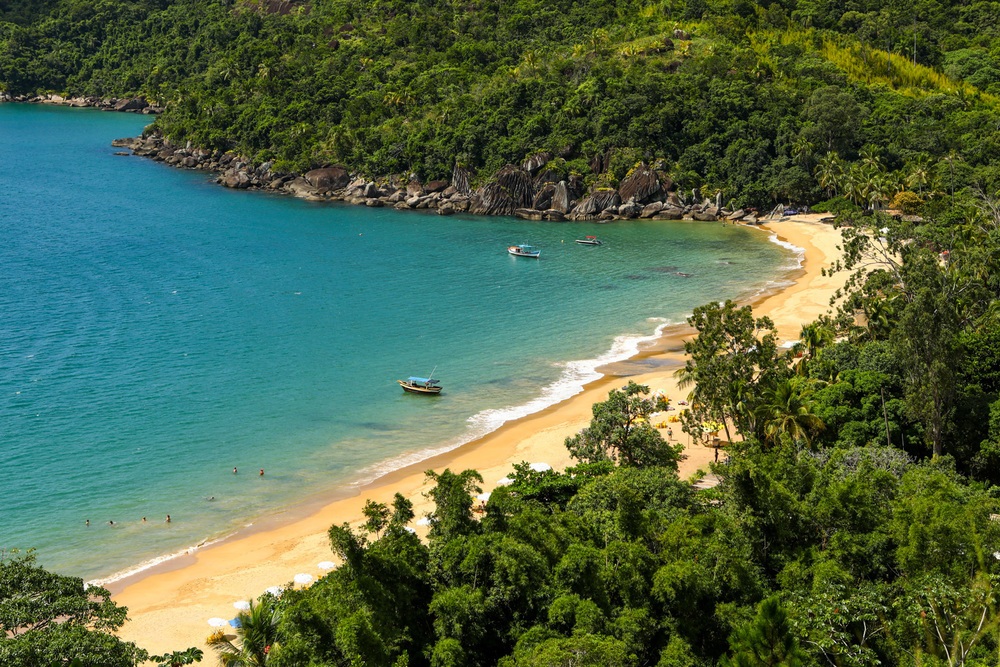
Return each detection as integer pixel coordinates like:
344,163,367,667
0,105,796,581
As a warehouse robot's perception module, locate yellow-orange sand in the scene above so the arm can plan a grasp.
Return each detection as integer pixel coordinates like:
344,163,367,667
110,214,846,655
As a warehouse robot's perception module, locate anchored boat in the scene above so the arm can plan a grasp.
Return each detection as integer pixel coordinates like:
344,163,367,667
398,376,442,395
507,244,541,258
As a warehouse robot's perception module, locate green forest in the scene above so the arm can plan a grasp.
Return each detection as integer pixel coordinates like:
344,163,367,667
3,0,1000,208
8,202,1000,665
6,0,1000,665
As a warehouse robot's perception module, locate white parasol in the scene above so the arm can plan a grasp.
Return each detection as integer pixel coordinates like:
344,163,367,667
496,477,514,486
233,600,250,612
317,561,337,570
529,462,552,472
208,617,228,628
264,585,284,597
476,492,491,502
293,573,314,586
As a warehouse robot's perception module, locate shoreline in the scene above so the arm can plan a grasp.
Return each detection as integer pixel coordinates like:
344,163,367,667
111,213,846,655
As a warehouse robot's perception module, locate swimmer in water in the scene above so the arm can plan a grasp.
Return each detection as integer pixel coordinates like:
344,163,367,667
85,519,90,526
233,467,238,474
259,468,264,476
166,514,171,523
108,520,115,526
142,517,147,523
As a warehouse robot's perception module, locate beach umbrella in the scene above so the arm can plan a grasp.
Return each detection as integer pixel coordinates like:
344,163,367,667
293,573,314,586
416,516,431,526
233,600,250,612
318,561,337,570
404,526,417,534
207,617,228,628
529,462,552,472
229,617,242,629
476,492,491,502
496,477,514,486
264,585,284,597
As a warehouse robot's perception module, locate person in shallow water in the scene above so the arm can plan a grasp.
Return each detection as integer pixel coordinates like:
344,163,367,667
165,514,171,523
259,468,264,476
233,466,238,474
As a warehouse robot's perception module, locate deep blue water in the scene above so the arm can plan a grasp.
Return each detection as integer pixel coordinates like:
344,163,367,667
0,104,794,579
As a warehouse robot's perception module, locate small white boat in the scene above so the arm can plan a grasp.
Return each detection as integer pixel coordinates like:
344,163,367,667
508,244,541,258
575,236,602,246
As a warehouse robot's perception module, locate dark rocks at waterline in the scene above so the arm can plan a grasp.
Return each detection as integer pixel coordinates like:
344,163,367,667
469,164,534,216
305,166,351,191
618,164,669,205
6,93,163,114
109,138,751,225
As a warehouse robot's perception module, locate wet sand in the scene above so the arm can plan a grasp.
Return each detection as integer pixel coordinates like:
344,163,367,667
111,214,846,655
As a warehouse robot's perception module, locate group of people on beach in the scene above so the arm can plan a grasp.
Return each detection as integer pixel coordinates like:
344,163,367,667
86,466,266,527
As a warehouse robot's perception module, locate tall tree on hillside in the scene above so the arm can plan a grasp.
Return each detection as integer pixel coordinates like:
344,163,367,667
755,379,825,449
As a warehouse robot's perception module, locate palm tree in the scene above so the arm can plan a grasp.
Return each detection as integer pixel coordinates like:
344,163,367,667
213,597,281,667
755,379,824,448
814,152,844,197
793,322,833,374
906,155,932,194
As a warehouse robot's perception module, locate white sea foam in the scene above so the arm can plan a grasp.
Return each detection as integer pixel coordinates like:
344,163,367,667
348,321,678,488
765,231,806,270
88,532,234,587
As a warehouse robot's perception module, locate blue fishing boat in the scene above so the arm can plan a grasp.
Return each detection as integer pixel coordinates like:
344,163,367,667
508,244,541,258
398,376,442,395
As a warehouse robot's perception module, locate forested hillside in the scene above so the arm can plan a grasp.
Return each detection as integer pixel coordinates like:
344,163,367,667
3,0,1000,207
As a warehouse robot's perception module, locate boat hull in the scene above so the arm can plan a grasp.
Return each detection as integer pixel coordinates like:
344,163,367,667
574,240,601,245
507,247,541,258
398,380,442,395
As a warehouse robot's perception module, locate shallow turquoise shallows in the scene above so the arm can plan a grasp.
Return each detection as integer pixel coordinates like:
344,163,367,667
0,105,794,580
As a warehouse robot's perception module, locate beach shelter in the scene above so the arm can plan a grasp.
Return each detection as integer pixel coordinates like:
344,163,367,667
229,617,243,629
293,573,314,586
264,585,284,597
476,492,491,502
233,600,250,612
529,462,552,472
496,477,514,486
416,516,431,526
318,561,337,570
404,526,417,534
207,617,228,628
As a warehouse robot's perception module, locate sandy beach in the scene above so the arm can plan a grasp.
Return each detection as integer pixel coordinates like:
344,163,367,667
110,214,847,656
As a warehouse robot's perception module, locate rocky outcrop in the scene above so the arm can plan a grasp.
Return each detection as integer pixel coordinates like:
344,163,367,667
104,128,756,226
521,152,553,174
551,181,573,213
469,165,533,216
304,167,350,191
570,190,620,219
618,163,667,204
452,164,472,195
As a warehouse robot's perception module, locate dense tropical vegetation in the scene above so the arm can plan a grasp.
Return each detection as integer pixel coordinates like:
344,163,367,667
3,0,1000,208
204,197,1000,666
6,0,1000,664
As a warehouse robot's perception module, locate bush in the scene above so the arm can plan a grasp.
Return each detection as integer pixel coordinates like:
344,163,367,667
889,190,924,215
811,196,859,215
